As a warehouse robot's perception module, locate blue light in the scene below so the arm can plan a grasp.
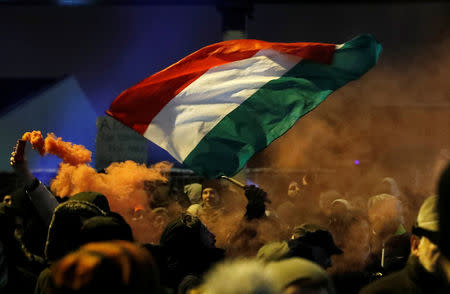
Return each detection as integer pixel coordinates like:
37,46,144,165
58,0,94,5
354,160,360,165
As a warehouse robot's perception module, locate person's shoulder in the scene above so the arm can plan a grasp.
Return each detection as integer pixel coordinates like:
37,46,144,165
35,267,53,294
359,269,410,294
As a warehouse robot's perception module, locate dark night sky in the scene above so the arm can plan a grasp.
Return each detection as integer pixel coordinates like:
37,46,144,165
0,2,448,114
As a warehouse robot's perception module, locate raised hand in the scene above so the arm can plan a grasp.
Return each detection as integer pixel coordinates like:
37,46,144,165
10,139,34,186
244,185,270,204
244,185,270,220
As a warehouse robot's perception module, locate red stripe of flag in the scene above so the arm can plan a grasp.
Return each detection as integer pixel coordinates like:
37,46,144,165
107,39,335,135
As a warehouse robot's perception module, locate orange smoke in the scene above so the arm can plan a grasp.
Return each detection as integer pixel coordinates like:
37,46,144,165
22,131,91,165
20,131,176,243
22,130,46,156
50,160,174,243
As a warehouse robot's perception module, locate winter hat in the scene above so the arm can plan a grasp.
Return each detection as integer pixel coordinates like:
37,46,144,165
257,241,290,262
184,183,203,204
79,213,134,244
45,192,109,262
291,224,343,255
70,191,111,213
50,240,160,294
266,257,335,293
416,196,439,232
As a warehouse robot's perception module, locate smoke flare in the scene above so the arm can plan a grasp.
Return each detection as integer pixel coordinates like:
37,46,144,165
22,131,92,165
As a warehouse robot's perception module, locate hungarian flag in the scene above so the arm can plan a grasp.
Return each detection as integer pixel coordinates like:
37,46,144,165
107,34,381,178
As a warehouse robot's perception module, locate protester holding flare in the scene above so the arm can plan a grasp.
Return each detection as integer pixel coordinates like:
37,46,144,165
19,130,177,244
10,138,59,228
0,138,60,294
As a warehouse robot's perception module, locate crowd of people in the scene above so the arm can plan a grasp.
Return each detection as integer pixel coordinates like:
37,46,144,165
0,139,449,294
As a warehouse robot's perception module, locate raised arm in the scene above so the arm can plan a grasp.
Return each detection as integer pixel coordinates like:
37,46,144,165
10,139,59,227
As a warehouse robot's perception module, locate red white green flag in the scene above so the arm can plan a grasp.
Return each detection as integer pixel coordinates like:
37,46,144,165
107,34,382,178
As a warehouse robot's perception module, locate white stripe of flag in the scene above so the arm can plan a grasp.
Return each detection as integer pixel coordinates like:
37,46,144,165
144,49,302,162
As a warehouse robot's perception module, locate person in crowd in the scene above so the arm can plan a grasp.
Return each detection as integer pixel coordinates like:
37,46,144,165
319,190,343,216
257,240,291,262
288,181,302,199
437,163,450,283
257,223,342,270
186,180,231,223
0,140,58,294
330,196,405,294
177,275,203,294
146,179,191,211
327,198,351,224
0,171,20,206
2,194,12,206
266,257,337,294
359,195,448,294
200,258,280,294
187,180,272,253
365,193,409,274
156,213,225,292
289,224,343,269
372,177,401,198
184,183,203,205
155,184,271,291
152,207,171,231
47,240,161,294
276,180,322,231
380,233,411,274
275,181,301,229
222,184,279,257
327,198,371,273
35,191,134,294
10,140,59,228
0,195,45,294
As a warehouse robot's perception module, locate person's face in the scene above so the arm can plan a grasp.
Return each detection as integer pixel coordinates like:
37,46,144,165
329,202,348,222
154,213,169,230
288,182,301,198
3,195,12,206
412,236,441,273
202,188,219,207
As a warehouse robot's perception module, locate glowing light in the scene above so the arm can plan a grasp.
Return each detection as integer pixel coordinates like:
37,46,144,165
354,160,360,165
58,0,94,5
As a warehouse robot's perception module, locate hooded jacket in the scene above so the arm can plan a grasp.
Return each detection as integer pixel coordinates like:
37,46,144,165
158,215,225,291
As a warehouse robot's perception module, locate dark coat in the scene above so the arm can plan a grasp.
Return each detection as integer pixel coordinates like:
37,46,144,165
158,215,224,291
359,256,448,294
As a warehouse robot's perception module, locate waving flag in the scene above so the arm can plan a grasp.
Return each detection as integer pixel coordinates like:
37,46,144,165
107,34,381,178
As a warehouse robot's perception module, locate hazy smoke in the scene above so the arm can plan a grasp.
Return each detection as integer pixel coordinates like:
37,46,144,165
247,34,450,271
20,34,449,270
